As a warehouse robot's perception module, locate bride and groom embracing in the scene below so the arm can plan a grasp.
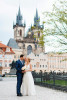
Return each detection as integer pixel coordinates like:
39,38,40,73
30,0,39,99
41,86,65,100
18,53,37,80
16,54,36,96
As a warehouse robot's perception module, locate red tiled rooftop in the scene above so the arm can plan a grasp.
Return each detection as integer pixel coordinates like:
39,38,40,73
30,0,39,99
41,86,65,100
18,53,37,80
0,42,15,54
0,43,9,48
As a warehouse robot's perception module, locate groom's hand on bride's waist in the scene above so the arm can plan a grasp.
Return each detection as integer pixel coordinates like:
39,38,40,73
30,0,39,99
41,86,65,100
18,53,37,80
22,70,26,73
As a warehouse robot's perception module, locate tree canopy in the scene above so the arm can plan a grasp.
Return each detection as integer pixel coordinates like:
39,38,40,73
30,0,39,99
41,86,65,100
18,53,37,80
43,0,67,52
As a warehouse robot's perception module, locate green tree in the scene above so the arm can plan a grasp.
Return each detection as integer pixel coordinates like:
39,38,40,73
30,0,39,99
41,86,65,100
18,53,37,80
32,27,45,52
43,0,67,51
39,29,45,51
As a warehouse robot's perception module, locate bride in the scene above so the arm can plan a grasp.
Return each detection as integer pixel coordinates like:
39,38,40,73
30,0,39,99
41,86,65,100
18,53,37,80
22,58,36,96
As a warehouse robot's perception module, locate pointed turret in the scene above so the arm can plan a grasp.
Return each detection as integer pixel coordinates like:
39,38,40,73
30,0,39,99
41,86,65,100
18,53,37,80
33,9,44,29
24,20,26,27
34,9,40,27
16,6,22,26
13,6,26,28
18,6,21,16
13,6,26,42
36,9,38,19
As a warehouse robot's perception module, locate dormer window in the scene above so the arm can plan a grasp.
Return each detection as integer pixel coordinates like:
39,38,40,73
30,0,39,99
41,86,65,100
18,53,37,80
6,48,10,52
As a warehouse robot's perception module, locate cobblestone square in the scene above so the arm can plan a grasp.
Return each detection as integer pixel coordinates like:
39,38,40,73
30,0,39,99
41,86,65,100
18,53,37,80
0,77,67,100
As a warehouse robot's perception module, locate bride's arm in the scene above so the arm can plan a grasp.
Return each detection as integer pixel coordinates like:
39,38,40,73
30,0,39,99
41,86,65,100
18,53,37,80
25,64,32,72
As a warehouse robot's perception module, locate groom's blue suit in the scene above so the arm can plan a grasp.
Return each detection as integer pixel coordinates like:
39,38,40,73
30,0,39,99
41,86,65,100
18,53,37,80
16,59,25,95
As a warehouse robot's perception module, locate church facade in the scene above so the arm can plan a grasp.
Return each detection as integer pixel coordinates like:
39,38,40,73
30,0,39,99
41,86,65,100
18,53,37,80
6,7,67,73
8,7,45,56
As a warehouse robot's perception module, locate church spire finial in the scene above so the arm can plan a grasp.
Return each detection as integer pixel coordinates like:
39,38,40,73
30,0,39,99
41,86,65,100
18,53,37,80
36,8,38,18
18,6,21,16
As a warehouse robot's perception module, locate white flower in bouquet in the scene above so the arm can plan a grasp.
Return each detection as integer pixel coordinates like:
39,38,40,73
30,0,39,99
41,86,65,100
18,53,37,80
22,66,26,71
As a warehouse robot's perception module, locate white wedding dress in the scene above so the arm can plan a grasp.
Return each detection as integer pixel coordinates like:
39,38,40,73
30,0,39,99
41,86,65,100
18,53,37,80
22,64,36,96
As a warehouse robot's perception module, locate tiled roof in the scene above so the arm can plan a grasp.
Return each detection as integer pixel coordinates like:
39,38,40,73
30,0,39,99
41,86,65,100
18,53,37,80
0,43,9,48
0,42,15,54
7,38,19,49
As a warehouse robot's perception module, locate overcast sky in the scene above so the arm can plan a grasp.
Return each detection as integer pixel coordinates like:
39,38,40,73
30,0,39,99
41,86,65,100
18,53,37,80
0,0,57,52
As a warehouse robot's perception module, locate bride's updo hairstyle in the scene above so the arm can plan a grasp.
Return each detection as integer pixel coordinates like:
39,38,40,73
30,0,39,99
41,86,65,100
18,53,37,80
28,58,30,62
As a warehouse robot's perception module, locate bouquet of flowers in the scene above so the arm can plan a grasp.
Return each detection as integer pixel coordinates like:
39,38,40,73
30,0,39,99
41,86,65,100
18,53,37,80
22,66,26,71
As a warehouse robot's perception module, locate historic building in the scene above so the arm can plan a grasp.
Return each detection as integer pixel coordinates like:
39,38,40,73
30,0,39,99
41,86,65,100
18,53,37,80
27,52,67,73
6,7,67,73
7,7,45,56
0,42,14,75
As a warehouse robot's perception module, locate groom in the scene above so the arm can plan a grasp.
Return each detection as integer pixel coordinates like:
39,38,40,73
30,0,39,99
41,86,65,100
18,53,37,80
16,54,25,96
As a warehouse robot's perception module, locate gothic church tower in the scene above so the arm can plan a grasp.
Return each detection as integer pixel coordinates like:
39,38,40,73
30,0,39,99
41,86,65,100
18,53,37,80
13,7,26,49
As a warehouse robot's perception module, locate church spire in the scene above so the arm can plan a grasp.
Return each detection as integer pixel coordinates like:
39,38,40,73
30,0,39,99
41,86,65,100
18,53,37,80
13,6,26,29
18,6,21,17
16,6,23,26
36,9,38,19
34,9,40,27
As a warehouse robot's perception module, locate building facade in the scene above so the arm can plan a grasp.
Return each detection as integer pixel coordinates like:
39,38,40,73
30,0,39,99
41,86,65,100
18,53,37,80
6,7,67,73
8,7,45,56
48,53,67,73
0,42,14,75
27,52,67,73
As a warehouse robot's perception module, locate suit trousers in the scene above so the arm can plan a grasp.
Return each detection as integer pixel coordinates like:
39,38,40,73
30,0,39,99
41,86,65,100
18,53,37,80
16,73,23,94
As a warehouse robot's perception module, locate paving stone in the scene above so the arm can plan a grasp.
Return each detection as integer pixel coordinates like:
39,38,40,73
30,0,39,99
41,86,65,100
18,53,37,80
0,77,67,100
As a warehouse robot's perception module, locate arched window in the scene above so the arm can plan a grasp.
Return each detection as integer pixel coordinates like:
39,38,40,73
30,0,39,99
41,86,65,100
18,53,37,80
20,30,22,36
27,45,32,55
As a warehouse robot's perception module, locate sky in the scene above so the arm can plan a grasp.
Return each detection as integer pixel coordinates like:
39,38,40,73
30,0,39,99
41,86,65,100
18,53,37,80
0,0,57,52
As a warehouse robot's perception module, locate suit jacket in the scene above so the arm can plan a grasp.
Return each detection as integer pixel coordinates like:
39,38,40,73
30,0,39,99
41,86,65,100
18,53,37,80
16,59,25,75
